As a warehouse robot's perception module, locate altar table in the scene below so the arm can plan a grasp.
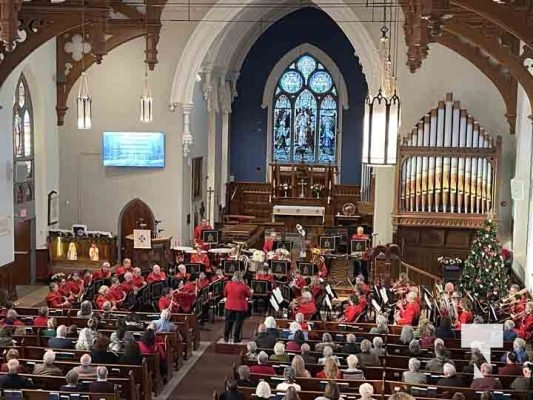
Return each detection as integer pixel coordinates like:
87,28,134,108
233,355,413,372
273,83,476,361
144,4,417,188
272,205,326,223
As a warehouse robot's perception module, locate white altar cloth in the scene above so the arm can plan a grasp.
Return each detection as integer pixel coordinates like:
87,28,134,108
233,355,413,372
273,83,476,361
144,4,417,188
272,205,325,223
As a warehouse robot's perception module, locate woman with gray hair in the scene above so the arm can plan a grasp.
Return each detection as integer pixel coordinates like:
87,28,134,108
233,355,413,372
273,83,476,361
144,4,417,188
372,337,385,357
223,271,252,343
402,358,427,384
318,345,339,365
399,326,415,345
236,365,254,387
315,332,338,352
369,314,389,334
245,341,258,360
255,381,272,399
264,315,279,338
270,341,289,362
77,301,93,318
276,366,302,391
359,382,377,400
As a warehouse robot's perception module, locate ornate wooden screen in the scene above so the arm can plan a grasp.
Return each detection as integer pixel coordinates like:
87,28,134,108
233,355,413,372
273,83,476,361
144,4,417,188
392,93,502,272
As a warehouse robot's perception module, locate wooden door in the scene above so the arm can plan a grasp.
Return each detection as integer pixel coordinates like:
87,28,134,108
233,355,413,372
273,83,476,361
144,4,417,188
13,219,32,285
119,199,155,258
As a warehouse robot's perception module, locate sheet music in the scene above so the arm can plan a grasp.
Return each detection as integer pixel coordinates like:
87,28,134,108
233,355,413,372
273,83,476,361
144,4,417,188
325,284,334,298
380,288,389,304
325,295,332,310
371,299,381,313
273,287,284,304
270,296,280,312
424,294,432,309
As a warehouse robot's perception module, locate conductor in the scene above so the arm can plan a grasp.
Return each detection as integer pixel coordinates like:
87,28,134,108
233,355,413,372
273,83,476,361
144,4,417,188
224,271,253,343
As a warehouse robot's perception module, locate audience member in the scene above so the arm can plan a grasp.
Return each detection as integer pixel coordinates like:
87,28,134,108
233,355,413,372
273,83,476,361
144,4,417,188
510,361,533,391
119,341,143,365
76,326,95,351
300,343,316,365
245,341,258,361
286,330,305,351
399,326,415,345
291,355,311,378
236,365,254,388
425,339,453,373
41,317,57,338
219,378,244,400
341,333,359,354
254,324,276,348
316,357,342,379
387,393,415,400
470,363,502,390
314,381,343,400
77,300,93,318
403,339,423,357
438,363,464,387
91,334,118,364
402,358,426,384
0,359,33,388
66,324,78,338
503,319,517,341
276,367,302,391
270,341,289,362
88,366,115,393
153,309,177,332
60,370,82,392
342,354,365,380
33,306,49,327
462,350,484,374
359,383,377,400
0,349,25,373
284,386,301,400
33,349,62,376
109,319,134,353
249,351,276,375
372,336,385,356
419,324,436,348
255,380,272,399
315,332,338,352
48,324,74,349
358,339,380,367
369,314,389,334
318,345,339,365
71,354,97,378
435,316,455,339
264,316,279,339
498,351,523,375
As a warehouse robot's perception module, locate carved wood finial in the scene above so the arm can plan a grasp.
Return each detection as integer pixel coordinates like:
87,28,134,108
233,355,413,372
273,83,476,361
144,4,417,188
0,0,22,52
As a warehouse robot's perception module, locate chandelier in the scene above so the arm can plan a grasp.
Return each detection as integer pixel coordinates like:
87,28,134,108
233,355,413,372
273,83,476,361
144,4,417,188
77,1,92,130
140,70,153,123
362,1,400,166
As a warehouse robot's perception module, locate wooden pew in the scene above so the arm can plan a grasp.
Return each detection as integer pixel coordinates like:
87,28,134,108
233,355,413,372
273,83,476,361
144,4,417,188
0,388,119,400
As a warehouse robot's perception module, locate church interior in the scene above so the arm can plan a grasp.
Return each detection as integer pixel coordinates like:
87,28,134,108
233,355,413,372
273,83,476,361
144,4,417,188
0,0,533,399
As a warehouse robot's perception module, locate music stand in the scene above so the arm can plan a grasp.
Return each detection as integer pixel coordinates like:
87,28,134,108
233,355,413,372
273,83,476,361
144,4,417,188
251,280,269,296
319,236,337,251
298,262,317,277
271,260,288,277
212,280,223,298
185,263,204,275
350,239,369,253
223,260,243,275
202,229,220,244
274,241,293,251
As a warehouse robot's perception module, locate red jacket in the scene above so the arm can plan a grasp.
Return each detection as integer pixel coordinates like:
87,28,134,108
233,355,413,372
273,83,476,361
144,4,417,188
316,370,343,379
318,262,328,278
33,316,49,327
198,278,210,290
96,295,109,310
191,253,211,271
456,310,473,330
67,280,84,296
344,299,367,322
397,302,420,326
115,266,133,276
132,276,145,288
256,274,274,282
92,269,111,281
46,292,66,308
263,239,275,253
159,296,179,313
108,287,125,303
250,365,276,376
224,281,252,312
120,280,136,293
295,300,317,320
146,272,167,284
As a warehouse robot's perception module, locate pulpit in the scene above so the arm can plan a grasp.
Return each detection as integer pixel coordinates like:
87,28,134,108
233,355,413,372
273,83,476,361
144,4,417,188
123,235,172,271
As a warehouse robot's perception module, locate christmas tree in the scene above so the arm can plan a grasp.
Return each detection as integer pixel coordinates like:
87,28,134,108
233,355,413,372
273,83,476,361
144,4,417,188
459,217,507,301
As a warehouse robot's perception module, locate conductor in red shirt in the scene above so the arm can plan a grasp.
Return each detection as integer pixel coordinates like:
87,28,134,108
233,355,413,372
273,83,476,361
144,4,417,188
395,291,421,326
223,271,253,343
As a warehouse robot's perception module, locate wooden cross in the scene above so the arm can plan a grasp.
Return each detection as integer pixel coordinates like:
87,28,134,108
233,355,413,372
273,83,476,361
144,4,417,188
298,179,307,198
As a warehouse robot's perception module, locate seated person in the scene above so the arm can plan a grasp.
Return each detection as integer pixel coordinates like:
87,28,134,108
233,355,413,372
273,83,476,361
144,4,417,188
132,267,146,289
503,319,518,341
358,383,377,400
263,232,277,252
426,339,454,373
276,367,301,392
499,351,523,376
1,309,25,327
190,247,211,272
159,288,179,313
146,264,167,284
470,363,502,390
372,337,385,357
253,323,276,348
0,359,33,388
286,329,306,352
0,349,25,373
60,370,82,392
340,293,366,323
318,345,339,365
315,332,339,352
95,285,113,310
89,366,115,393
33,349,62,376
289,269,307,294
48,325,75,349
193,218,212,250
220,379,245,400
211,268,227,282
438,363,465,387
357,339,380,367
120,272,137,293
270,341,289,363
419,324,437,348
294,312,309,331
255,265,275,282
300,343,315,365
511,361,533,391
115,258,133,276
72,354,97,378
92,262,112,280
46,282,71,308
81,269,93,287
90,335,118,364
32,306,49,327
57,278,74,302
197,272,210,290
402,358,427,384
245,342,258,361
342,333,360,354
395,291,421,326
342,354,365,380
174,264,190,281
107,278,127,306
249,351,276,375
316,358,342,379
435,316,455,339
292,291,317,320
369,314,389,334
66,273,84,299
153,309,177,333
40,318,57,338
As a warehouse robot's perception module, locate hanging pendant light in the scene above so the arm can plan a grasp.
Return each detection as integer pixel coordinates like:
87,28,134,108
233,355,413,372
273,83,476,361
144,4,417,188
140,70,153,123
77,72,92,129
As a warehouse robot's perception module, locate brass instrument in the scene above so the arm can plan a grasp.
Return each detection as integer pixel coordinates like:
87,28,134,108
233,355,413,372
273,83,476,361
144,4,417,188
511,310,527,321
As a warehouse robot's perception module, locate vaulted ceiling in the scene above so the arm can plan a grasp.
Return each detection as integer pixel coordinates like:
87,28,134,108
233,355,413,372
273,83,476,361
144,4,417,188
0,0,531,131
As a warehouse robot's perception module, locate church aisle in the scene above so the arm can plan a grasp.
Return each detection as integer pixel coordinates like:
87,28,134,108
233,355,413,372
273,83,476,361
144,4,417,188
166,317,260,400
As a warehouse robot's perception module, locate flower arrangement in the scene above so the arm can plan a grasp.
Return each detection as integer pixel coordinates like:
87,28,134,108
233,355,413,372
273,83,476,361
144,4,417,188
51,272,66,283
311,183,325,198
437,256,463,265
278,183,291,197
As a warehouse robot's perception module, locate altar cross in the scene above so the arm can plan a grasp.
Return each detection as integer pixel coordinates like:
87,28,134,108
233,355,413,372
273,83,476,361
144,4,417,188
298,179,307,198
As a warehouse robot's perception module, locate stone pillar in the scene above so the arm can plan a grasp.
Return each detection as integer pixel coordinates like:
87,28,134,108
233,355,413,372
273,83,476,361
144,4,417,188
219,75,235,211
372,167,395,245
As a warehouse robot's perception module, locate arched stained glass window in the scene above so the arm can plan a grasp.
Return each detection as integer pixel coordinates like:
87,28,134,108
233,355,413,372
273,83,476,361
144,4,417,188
272,53,338,164
13,74,35,216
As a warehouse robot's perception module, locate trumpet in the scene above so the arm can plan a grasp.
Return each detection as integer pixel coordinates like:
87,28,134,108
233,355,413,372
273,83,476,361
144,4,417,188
511,311,528,320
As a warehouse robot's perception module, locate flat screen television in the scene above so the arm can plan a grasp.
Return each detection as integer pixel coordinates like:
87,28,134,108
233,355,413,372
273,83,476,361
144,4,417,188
102,131,165,168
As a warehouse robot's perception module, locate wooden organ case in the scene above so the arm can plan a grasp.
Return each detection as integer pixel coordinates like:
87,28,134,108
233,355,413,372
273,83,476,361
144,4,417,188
392,93,502,275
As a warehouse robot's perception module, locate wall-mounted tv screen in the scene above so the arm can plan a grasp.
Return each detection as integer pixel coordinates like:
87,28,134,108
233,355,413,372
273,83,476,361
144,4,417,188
102,131,165,168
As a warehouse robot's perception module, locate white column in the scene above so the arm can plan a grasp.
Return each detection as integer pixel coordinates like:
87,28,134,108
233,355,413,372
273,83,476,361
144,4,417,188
372,166,395,245
220,111,230,208
206,108,217,226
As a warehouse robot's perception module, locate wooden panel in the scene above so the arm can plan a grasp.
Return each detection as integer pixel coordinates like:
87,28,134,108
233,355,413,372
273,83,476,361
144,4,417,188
119,199,155,256
36,249,49,282
419,229,445,246
13,220,31,286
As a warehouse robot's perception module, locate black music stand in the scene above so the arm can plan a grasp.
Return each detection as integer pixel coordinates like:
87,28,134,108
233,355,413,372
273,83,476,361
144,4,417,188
185,263,204,275
271,260,288,277
351,239,369,253
320,236,337,251
202,229,220,244
298,262,318,277
274,241,293,251
223,260,243,275
251,280,269,296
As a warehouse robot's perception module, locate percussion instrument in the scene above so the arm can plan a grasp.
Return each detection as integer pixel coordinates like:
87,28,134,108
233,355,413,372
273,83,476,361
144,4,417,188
208,248,233,254
186,249,207,254
174,246,193,252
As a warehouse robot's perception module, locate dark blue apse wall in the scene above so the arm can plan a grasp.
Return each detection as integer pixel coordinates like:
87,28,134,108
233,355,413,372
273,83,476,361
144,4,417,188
230,7,368,184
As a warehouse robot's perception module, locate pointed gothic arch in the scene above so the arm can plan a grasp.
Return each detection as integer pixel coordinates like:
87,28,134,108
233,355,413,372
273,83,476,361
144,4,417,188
118,198,155,257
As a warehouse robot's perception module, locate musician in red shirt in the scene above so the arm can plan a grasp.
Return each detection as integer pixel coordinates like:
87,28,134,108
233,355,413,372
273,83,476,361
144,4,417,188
57,279,74,302
211,268,227,282
92,262,112,281
292,291,317,320
81,269,93,287
115,258,133,276
174,264,190,281
395,291,421,326
223,271,253,343
340,294,366,323
66,273,84,298
108,277,126,306
146,264,167,284
518,302,533,340
46,283,70,308
289,269,307,297
194,218,212,250
197,272,210,290
456,298,474,330
120,272,137,293
190,248,211,272
96,285,113,310
159,288,179,313
262,232,277,253
132,267,146,289
255,265,274,283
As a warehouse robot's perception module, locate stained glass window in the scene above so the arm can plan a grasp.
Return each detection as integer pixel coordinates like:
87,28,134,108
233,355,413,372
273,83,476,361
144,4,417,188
13,74,34,213
272,53,338,164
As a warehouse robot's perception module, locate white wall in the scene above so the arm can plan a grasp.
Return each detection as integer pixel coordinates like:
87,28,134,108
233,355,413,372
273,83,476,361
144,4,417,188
59,22,208,246
0,39,58,266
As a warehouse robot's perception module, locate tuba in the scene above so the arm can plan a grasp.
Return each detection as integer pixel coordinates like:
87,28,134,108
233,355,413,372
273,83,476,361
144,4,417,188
232,241,250,271
296,224,306,258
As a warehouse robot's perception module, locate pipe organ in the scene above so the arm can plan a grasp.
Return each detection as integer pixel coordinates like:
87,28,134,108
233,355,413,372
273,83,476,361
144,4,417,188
393,94,502,272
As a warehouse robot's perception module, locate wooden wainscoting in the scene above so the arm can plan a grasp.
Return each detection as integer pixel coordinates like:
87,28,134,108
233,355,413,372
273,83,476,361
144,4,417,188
396,227,476,277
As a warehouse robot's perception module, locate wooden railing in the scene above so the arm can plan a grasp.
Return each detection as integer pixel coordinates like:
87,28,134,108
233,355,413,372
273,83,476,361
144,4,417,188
400,260,442,287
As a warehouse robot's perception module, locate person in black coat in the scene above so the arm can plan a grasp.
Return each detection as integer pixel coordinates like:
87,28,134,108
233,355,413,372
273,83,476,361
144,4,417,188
437,363,465,387
342,333,360,354
59,370,84,392
90,335,118,364
253,324,276,348
0,360,33,389
88,367,115,394
435,316,456,339
119,341,144,365
219,379,244,400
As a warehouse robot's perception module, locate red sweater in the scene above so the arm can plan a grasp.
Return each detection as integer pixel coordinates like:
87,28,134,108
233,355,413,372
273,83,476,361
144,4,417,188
224,281,251,312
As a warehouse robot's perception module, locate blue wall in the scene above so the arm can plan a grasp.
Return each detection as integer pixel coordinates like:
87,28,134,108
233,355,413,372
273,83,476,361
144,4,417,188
230,7,368,184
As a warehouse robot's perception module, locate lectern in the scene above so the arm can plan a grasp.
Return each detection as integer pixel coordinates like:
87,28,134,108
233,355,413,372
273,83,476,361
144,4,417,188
123,234,172,271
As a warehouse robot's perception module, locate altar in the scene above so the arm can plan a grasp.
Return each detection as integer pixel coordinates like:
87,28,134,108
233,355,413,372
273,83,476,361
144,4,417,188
272,205,325,223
